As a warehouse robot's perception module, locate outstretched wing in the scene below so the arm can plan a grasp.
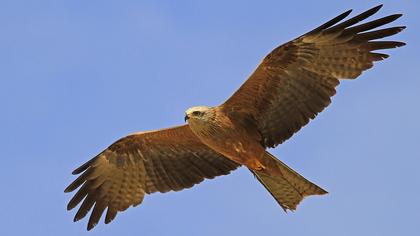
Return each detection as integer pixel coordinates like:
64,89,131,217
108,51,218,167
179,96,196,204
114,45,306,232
222,5,405,148
64,125,239,230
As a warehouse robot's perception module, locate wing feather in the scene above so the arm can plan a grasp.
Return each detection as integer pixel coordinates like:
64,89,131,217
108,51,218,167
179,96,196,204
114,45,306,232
222,5,405,147
65,125,239,230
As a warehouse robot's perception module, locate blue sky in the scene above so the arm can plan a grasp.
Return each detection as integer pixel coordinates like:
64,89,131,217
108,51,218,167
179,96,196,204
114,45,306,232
1,1,419,235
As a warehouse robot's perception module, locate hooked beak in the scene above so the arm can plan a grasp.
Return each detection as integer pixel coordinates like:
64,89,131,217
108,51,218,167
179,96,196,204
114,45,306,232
184,114,189,122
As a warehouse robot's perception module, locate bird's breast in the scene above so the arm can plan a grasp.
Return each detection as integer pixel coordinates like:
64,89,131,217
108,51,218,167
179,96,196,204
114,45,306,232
189,117,265,167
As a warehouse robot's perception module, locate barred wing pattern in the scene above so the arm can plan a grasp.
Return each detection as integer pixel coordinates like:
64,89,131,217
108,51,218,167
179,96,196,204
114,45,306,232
64,125,239,230
222,5,405,148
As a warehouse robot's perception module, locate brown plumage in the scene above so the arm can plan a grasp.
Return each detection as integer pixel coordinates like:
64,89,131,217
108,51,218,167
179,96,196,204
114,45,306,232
65,5,405,230
65,125,239,230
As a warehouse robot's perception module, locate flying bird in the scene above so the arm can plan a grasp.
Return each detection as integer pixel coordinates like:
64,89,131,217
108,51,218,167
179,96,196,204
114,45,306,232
65,5,405,230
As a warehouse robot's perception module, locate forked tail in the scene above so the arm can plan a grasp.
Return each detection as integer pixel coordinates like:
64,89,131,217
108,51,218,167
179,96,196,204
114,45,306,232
251,152,327,211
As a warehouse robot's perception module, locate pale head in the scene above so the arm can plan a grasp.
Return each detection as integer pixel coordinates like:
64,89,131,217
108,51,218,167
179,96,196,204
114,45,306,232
184,106,213,123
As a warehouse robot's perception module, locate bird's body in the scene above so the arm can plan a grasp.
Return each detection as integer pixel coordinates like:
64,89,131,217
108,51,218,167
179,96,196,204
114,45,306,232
65,5,405,230
186,106,266,170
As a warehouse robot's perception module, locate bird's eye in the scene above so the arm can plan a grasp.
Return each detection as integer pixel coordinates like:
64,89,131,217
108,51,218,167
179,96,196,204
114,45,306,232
192,111,202,116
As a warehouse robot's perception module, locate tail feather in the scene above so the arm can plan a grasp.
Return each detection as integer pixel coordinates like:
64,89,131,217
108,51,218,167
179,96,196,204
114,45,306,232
252,152,327,211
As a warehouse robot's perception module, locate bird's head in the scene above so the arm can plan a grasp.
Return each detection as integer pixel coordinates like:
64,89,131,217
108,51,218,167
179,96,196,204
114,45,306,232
184,106,213,124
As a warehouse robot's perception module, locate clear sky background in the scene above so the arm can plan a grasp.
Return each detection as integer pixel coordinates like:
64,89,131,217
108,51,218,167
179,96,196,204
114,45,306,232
1,1,419,235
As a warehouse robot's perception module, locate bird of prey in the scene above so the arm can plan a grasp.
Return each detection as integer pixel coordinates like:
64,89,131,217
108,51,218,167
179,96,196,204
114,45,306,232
65,5,405,230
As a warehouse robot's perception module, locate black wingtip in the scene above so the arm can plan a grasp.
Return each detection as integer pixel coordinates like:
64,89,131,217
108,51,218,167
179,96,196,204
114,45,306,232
67,200,78,211
307,8,353,35
87,223,96,231
104,217,114,225
372,4,384,11
364,4,383,17
324,4,386,33
73,215,81,222
339,9,353,22
64,182,77,193
386,14,403,23
397,26,407,32
365,4,383,17
105,208,118,224
72,156,99,175
393,13,403,19
72,161,91,175
72,166,86,175
343,9,354,17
